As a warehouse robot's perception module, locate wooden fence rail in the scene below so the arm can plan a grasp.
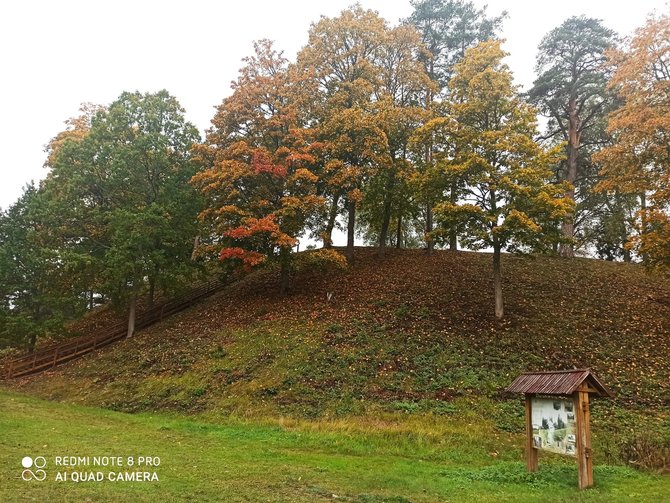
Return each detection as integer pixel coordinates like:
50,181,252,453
4,278,225,379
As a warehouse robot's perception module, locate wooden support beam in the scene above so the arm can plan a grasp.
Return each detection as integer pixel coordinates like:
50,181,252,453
574,384,593,489
525,395,538,472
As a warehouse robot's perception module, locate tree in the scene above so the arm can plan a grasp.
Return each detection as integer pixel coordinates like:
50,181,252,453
408,0,507,88
192,41,324,294
42,104,109,311
319,108,389,261
595,15,670,270
365,24,432,256
296,6,390,259
579,188,638,261
431,41,572,318
0,185,84,349
44,90,202,337
298,8,434,258
528,16,617,258
408,0,506,251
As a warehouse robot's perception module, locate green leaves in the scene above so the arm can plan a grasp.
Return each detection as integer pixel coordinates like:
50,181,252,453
0,184,85,349
528,16,618,257
42,90,203,311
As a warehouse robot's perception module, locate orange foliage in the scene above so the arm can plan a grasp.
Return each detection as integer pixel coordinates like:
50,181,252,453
252,150,288,177
219,247,266,270
596,15,670,269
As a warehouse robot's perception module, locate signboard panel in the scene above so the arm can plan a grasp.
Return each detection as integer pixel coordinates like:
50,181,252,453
531,397,577,456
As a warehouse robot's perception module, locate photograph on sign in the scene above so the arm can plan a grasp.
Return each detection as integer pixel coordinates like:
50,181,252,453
531,397,577,456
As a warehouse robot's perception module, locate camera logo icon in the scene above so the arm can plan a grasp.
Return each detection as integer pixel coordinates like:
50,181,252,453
21,456,47,481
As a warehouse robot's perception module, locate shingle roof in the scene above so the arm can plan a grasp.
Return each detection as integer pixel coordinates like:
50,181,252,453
505,369,614,397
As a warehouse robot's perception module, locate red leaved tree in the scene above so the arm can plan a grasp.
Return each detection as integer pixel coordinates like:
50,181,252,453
192,41,324,294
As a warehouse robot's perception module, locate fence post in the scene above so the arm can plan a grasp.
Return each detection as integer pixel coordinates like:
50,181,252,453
52,347,59,369
7,360,13,379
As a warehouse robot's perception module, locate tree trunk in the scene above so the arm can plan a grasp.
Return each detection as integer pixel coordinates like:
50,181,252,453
426,201,434,253
559,219,575,258
490,186,504,319
89,289,95,310
324,194,340,249
28,333,37,352
279,247,290,296
28,304,41,352
493,241,504,319
620,205,632,263
425,66,435,255
559,97,580,258
346,199,356,262
449,180,458,251
148,275,156,308
396,214,402,249
639,192,648,262
126,293,137,338
378,169,396,257
191,235,200,261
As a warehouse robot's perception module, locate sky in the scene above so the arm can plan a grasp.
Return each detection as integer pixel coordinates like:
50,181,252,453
0,0,667,215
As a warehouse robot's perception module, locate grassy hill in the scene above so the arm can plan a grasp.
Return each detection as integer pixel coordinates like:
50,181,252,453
3,248,670,471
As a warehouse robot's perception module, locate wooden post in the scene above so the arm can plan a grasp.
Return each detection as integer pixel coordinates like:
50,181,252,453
525,394,538,472
7,360,13,379
127,293,137,338
574,383,593,489
52,347,59,368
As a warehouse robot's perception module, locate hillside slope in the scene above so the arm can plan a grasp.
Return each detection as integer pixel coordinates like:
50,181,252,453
6,248,670,419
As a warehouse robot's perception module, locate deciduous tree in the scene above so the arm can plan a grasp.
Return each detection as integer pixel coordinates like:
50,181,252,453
297,6,389,259
192,41,324,293
408,0,506,251
595,15,670,270
44,90,202,337
0,185,84,349
431,41,572,318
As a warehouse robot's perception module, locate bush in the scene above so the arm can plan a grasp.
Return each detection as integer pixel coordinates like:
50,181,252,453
294,248,348,274
619,433,670,473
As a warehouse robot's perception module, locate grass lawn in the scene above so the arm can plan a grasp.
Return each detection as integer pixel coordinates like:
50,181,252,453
1,390,668,502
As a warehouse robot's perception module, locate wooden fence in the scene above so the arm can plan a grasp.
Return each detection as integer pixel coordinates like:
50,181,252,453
4,278,225,379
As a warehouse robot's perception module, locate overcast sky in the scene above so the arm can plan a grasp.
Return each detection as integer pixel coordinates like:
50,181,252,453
0,0,667,213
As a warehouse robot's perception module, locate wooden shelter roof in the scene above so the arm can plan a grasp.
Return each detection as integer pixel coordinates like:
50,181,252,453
505,369,613,397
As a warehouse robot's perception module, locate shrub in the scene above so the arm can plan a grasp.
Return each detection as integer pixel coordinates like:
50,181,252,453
294,248,348,274
619,433,670,473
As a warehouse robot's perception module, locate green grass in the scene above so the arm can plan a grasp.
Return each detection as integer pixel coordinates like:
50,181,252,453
1,390,668,502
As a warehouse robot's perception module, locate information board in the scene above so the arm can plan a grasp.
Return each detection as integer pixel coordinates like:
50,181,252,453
531,397,577,456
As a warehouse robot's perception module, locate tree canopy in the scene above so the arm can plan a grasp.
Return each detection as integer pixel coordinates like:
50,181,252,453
596,14,670,271
528,16,617,258
42,90,202,336
3,4,669,347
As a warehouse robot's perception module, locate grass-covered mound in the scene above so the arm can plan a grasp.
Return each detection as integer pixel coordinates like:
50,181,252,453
4,248,670,471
